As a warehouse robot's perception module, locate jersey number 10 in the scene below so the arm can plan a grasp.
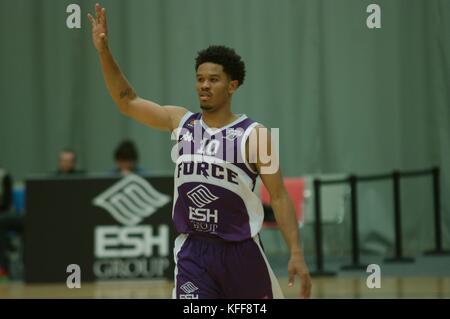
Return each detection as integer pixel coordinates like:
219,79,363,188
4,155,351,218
196,139,220,156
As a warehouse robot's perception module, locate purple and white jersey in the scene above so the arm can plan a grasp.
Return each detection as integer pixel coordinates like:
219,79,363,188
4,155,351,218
171,112,264,241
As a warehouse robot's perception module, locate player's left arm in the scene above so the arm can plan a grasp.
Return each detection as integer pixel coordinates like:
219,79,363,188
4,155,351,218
251,125,312,299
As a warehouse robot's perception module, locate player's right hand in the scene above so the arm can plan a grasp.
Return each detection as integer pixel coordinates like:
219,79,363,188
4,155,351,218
87,3,108,53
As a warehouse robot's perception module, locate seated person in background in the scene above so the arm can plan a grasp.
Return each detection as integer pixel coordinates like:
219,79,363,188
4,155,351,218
112,140,147,176
0,168,21,278
0,168,12,213
55,148,84,175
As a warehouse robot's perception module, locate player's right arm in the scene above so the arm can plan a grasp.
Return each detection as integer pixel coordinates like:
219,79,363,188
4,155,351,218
88,3,187,132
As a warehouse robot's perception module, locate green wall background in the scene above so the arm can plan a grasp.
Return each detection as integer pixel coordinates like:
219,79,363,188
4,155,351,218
1,0,449,255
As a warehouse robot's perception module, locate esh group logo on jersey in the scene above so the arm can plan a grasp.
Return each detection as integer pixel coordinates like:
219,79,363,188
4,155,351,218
92,174,172,280
187,185,219,233
187,185,219,208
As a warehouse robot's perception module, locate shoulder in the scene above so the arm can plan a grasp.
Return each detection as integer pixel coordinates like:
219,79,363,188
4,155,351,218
247,123,271,142
165,106,201,131
178,112,203,131
246,123,275,163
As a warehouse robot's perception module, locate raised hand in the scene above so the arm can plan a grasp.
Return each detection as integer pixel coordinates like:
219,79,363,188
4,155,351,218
87,3,108,52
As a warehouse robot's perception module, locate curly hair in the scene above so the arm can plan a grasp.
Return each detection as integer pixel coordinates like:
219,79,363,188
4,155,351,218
195,45,246,87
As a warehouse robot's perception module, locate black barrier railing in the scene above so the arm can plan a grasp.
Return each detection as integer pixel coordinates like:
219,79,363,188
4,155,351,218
340,175,367,270
311,166,448,276
310,179,337,276
383,171,415,263
425,167,450,255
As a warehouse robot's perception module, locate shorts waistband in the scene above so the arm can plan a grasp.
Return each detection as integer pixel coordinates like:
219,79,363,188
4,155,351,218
188,233,252,244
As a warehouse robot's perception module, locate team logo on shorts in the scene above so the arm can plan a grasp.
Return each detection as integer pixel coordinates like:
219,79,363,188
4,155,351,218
180,281,199,299
180,281,199,294
93,174,171,226
187,185,219,207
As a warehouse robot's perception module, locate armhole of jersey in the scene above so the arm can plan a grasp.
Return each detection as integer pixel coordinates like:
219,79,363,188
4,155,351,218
173,111,193,140
240,122,259,175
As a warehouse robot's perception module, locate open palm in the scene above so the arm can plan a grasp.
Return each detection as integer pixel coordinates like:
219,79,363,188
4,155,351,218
87,3,108,52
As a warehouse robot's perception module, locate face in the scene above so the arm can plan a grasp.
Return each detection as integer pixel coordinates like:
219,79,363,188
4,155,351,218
58,151,76,173
196,62,238,112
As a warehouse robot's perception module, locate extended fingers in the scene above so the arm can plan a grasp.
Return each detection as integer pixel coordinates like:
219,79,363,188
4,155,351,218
95,3,102,20
301,274,312,298
100,7,107,26
87,13,96,27
93,4,107,26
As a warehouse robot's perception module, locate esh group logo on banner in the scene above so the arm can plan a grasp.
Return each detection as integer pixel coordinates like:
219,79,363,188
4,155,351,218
92,174,172,280
93,174,171,225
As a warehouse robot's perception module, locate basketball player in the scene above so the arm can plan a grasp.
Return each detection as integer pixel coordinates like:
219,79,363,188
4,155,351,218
88,3,311,299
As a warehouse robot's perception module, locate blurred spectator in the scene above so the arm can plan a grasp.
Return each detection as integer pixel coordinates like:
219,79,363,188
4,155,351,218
56,148,84,175
0,168,12,212
112,140,147,176
0,168,22,279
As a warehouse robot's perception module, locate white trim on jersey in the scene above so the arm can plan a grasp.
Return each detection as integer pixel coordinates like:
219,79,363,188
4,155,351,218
173,111,194,140
172,233,189,299
253,236,285,299
240,121,259,175
200,114,248,135
179,111,194,128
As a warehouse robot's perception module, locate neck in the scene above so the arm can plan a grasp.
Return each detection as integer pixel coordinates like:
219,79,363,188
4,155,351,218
201,104,239,129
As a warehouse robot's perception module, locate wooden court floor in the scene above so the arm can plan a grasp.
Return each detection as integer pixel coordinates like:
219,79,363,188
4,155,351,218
1,276,450,299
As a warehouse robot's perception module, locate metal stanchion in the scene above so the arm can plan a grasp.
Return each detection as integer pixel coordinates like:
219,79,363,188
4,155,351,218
424,167,450,255
384,171,414,263
310,179,336,276
341,175,367,270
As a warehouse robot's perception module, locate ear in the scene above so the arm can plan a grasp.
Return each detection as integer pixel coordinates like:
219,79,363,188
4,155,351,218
228,80,239,94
